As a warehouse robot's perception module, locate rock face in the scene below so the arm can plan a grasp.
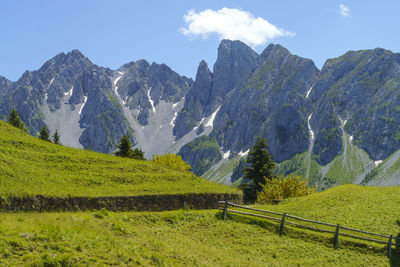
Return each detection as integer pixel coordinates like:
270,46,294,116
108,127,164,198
0,50,130,152
173,60,212,139
309,48,400,164
173,40,258,139
2,42,400,186
116,60,192,126
211,44,319,162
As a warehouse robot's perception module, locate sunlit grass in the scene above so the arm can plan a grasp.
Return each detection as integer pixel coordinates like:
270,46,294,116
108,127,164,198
0,184,398,265
0,120,238,197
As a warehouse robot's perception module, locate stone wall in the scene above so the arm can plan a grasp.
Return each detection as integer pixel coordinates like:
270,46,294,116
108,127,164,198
0,193,242,212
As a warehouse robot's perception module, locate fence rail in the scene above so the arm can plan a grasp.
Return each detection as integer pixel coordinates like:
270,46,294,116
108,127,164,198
218,201,396,257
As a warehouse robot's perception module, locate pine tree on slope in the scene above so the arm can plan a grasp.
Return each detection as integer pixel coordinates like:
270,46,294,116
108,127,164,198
8,108,25,130
39,126,51,142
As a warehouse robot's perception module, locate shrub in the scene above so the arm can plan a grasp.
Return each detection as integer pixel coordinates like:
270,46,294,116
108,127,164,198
257,174,315,203
153,154,191,172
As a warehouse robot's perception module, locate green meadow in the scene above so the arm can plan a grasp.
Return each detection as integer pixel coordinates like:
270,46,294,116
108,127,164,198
0,120,238,198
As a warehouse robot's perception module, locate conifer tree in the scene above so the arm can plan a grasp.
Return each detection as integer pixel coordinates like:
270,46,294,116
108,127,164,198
114,135,133,157
52,130,61,145
39,126,51,142
114,135,146,160
243,137,276,194
131,148,145,160
7,108,25,130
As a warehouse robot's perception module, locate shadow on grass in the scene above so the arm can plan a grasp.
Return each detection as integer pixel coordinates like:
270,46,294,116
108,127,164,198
216,211,388,258
389,220,400,266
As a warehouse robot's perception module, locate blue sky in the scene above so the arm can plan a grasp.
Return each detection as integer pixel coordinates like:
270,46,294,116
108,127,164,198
1,0,399,81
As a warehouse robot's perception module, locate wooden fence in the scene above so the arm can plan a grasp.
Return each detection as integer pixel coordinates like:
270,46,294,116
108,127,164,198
218,201,398,257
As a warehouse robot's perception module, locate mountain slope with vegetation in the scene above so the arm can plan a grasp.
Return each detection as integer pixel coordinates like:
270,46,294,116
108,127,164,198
2,41,400,187
0,120,238,197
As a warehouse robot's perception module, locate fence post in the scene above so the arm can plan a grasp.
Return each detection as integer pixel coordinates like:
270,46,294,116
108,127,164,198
388,234,393,258
223,201,228,220
334,224,340,249
279,213,286,236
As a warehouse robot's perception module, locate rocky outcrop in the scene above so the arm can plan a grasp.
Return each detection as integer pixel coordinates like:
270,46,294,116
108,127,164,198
309,48,400,163
174,40,258,139
211,44,319,162
117,60,192,126
173,60,212,139
0,50,131,152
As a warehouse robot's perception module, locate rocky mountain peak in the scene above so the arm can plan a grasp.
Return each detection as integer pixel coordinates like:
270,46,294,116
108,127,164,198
195,60,211,81
211,40,258,103
120,60,151,76
63,49,92,66
260,43,290,58
214,39,258,73
197,60,209,72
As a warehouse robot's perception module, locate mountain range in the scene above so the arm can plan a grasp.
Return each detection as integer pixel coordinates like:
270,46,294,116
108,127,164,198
1,40,400,188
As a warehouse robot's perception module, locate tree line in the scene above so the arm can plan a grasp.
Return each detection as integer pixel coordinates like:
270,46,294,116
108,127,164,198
8,108,61,144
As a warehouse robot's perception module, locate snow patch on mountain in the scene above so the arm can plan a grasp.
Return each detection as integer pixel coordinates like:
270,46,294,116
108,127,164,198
147,87,156,113
79,96,87,115
65,86,73,96
238,149,249,157
223,150,231,159
113,72,125,100
305,79,316,98
170,112,178,127
205,106,221,127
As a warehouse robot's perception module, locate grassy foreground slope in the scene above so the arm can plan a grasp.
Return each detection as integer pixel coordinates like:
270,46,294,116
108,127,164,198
0,185,398,266
255,184,400,236
0,120,238,197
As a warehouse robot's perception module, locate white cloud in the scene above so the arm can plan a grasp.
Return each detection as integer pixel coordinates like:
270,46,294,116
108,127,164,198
339,4,350,17
180,8,294,48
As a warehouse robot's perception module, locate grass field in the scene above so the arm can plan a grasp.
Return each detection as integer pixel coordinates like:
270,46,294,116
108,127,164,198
0,184,398,266
0,120,238,197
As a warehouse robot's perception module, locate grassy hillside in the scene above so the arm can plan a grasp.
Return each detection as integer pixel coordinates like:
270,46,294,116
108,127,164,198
255,184,400,236
0,120,238,197
0,184,398,266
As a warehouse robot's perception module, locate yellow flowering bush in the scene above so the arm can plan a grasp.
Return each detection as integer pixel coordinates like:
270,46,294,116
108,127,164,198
152,154,191,172
257,174,315,203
